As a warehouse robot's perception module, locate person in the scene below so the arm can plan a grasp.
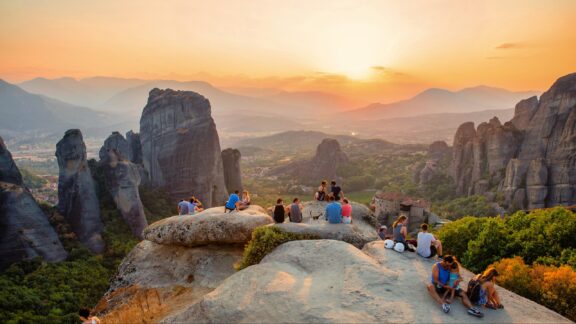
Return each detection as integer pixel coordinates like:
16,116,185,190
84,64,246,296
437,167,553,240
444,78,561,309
79,307,101,324
325,195,342,224
195,199,204,212
427,255,484,317
467,267,503,309
178,199,189,215
341,198,352,224
188,197,197,215
314,180,327,201
378,225,393,240
417,223,443,259
225,190,240,213
239,190,251,210
273,198,287,223
288,197,303,223
330,180,344,201
443,261,463,304
392,215,415,252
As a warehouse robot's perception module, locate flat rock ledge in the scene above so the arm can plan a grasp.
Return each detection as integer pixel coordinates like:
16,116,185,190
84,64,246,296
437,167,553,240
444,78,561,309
271,223,377,249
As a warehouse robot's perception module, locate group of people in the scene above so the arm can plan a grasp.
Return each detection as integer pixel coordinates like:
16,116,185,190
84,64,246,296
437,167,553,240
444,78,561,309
271,195,353,224
224,190,251,212
314,180,344,202
177,195,204,215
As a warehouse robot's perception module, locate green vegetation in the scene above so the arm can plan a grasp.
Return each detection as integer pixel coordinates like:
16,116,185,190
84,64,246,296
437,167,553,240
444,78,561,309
20,167,48,189
437,207,576,321
236,226,319,270
432,195,496,220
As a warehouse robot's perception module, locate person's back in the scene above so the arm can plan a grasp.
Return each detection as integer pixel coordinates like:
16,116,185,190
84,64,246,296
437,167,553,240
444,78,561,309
225,192,240,211
417,231,435,257
289,202,302,223
188,200,196,215
178,200,189,215
325,200,342,224
274,204,285,223
393,223,406,243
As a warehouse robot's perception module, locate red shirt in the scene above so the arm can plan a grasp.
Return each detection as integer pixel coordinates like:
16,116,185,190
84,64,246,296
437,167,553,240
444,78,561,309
341,204,352,217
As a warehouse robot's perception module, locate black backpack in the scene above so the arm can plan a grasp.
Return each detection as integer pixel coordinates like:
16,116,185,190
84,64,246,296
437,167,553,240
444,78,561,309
467,276,482,304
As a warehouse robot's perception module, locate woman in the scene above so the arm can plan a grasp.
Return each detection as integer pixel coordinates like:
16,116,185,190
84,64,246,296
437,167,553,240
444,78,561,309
470,267,503,309
392,215,415,252
273,198,287,223
341,198,352,224
314,180,327,201
239,190,251,210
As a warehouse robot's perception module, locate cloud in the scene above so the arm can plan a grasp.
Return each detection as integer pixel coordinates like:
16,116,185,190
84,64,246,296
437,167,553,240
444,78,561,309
495,42,523,50
370,66,405,77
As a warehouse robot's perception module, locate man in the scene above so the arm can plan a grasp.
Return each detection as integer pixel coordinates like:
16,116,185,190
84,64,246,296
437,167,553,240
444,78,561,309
427,255,484,317
188,197,197,215
224,190,240,213
330,180,343,201
288,197,303,223
417,223,443,258
178,199,189,215
325,195,342,224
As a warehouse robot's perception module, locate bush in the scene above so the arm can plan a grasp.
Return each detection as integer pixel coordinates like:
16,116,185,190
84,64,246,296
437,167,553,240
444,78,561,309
236,226,318,270
433,195,496,220
435,216,490,260
462,218,509,273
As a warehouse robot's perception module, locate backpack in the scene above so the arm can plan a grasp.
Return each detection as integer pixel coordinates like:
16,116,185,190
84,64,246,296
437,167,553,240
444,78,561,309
317,191,326,201
467,276,482,304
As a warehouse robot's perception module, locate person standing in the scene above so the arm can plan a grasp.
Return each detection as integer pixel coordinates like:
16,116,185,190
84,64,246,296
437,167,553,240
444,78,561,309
273,198,287,223
288,198,303,223
341,198,352,224
225,190,240,213
330,180,344,202
325,196,342,224
417,223,443,258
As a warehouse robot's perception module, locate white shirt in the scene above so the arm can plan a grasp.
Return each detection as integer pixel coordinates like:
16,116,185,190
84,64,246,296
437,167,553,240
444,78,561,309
417,232,435,257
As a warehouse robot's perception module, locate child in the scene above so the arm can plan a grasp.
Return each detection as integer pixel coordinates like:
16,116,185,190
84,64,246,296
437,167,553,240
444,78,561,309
443,261,463,304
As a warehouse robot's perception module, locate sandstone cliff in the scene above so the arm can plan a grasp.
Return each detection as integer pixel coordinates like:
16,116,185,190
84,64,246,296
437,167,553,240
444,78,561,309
221,148,243,193
56,129,105,253
0,136,67,268
451,73,576,209
139,88,228,207
100,132,148,239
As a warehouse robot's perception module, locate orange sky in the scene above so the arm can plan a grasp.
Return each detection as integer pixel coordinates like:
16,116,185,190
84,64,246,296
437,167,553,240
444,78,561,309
1,0,575,103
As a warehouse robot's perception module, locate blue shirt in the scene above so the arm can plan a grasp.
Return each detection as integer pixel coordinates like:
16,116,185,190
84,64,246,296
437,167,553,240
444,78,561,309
225,193,240,209
178,200,189,215
188,202,196,215
325,202,342,224
431,262,450,285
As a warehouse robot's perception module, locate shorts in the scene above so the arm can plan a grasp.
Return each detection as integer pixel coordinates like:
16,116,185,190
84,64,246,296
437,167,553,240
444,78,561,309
342,216,351,224
427,245,438,258
435,285,463,297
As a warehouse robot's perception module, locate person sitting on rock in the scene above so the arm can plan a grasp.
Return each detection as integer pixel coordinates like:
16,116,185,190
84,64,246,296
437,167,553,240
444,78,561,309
341,198,352,224
392,215,415,252
427,255,484,318
467,267,503,310
178,199,190,215
195,198,204,212
238,190,251,210
442,261,463,304
378,225,393,240
224,190,240,213
314,180,327,201
330,180,344,202
188,196,198,215
417,223,443,259
79,307,101,324
325,195,342,224
273,198,287,223
288,197,303,223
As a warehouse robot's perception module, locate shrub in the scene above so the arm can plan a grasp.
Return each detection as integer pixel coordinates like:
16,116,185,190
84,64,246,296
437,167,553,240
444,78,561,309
236,226,318,270
435,216,490,260
462,218,509,273
433,195,496,220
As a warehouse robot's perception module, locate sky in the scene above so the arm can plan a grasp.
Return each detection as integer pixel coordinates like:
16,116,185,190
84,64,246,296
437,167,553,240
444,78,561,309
1,0,576,103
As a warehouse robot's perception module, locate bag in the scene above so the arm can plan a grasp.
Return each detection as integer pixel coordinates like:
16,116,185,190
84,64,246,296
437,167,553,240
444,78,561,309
317,191,325,201
467,276,482,304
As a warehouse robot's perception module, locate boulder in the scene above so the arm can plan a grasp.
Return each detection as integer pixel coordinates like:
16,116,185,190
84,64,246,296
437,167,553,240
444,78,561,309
270,223,375,248
0,137,68,268
139,88,228,207
143,205,273,246
162,240,570,323
55,129,104,253
221,148,243,193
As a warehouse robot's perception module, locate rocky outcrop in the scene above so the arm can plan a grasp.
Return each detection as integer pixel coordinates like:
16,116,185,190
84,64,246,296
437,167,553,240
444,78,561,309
125,130,143,164
100,132,148,239
272,138,349,181
0,137,67,268
221,148,243,193
163,240,570,323
143,205,273,246
140,88,228,207
452,73,576,209
417,140,452,185
56,129,104,253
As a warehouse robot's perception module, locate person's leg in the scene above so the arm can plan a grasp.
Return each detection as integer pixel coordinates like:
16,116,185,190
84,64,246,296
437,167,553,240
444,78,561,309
448,288,455,304
460,290,473,308
484,282,502,307
427,283,445,305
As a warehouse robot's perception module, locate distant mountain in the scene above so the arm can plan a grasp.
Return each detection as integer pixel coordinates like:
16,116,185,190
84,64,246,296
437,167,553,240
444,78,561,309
349,86,539,120
261,90,366,115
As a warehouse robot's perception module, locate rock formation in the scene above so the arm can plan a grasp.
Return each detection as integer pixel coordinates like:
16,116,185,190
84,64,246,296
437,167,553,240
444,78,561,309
100,132,148,239
56,129,105,253
416,141,452,186
451,73,576,209
272,138,349,182
125,130,143,164
0,137,68,268
221,148,243,193
139,88,228,207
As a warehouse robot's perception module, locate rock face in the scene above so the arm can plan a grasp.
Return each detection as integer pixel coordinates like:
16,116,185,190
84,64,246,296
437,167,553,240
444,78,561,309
417,141,452,185
0,137,68,268
143,205,273,246
163,240,570,324
56,129,104,253
451,73,576,209
221,148,243,193
125,130,143,165
272,138,349,181
100,132,148,239
140,88,228,207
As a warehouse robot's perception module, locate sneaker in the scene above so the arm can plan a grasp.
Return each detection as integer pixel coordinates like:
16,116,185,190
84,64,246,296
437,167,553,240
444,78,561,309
442,303,450,313
467,307,484,318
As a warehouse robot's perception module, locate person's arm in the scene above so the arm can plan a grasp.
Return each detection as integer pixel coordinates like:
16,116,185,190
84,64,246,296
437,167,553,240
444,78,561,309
401,225,408,238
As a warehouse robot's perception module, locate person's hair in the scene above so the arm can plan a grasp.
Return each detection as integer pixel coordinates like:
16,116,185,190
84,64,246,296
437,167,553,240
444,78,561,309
293,197,299,203
480,267,499,282
189,198,194,202
379,225,387,232
235,190,239,194
79,307,91,318
443,255,454,263
331,180,336,185
276,198,283,204
321,180,327,185
392,215,407,229
343,198,349,203
421,223,429,231
451,261,460,271
329,195,335,201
